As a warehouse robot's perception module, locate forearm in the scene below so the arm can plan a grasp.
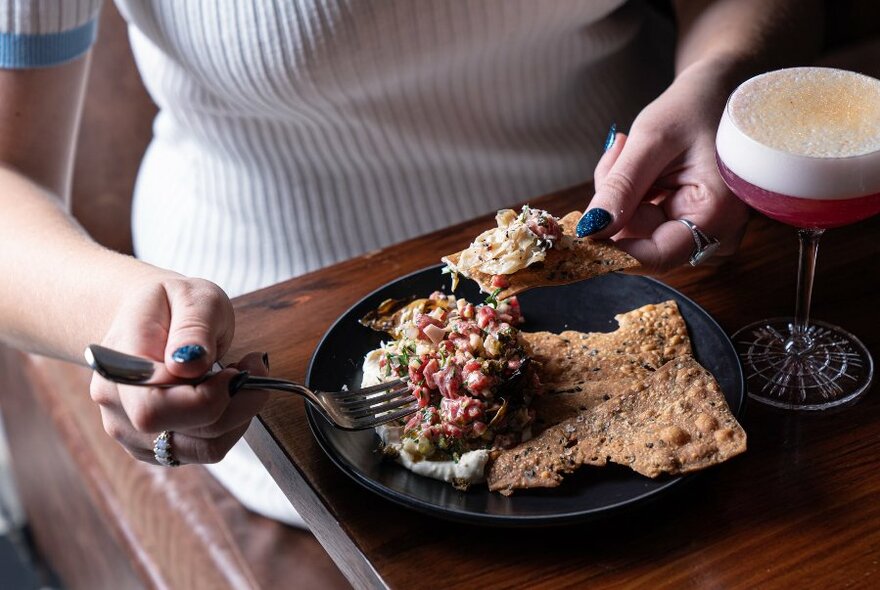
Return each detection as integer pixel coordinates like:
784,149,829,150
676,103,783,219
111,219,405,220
674,0,825,81
0,55,172,362
0,168,174,362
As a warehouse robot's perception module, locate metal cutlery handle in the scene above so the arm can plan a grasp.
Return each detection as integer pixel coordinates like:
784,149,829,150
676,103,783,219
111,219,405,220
84,344,311,396
84,344,222,387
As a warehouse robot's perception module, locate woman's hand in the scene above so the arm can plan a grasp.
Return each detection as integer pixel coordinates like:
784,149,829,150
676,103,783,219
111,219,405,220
89,276,270,465
578,61,750,273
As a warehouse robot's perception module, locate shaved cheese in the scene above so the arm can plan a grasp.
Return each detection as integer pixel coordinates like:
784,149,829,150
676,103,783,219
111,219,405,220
455,208,553,276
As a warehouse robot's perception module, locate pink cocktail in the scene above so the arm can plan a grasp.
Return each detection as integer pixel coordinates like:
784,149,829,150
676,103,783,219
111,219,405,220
716,158,880,229
716,67,878,410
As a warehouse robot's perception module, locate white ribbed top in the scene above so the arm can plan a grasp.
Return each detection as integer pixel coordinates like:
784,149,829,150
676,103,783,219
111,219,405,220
0,0,99,34
114,0,672,297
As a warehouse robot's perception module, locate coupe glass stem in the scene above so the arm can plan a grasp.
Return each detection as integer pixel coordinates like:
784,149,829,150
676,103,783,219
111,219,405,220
787,228,824,353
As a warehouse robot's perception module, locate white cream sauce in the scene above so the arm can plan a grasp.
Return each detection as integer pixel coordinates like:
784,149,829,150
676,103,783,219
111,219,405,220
362,349,489,484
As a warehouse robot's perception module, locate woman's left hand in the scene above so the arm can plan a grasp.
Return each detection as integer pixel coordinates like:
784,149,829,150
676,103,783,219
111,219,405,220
579,61,751,273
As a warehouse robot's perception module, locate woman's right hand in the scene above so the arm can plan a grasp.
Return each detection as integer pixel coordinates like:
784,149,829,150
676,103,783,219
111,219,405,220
89,276,270,465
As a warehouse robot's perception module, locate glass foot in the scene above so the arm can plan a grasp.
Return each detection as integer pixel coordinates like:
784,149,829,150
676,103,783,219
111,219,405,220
733,318,874,411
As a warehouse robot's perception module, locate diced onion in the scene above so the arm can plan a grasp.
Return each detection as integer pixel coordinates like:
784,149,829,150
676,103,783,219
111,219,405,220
423,323,446,345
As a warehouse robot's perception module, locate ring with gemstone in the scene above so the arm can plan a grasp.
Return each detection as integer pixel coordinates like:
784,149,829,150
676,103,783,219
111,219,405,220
677,219,721,266
153,431,180,467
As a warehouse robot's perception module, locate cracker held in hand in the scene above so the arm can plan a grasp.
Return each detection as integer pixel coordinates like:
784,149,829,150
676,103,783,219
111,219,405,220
487,356,746,494
441,207,638,299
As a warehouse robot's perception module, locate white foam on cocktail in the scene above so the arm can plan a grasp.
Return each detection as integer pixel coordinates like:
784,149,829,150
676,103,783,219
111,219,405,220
716,67,880,199
731,68,880,158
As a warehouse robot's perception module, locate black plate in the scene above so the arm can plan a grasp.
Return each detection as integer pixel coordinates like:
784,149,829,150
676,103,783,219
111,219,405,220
305,266,744,526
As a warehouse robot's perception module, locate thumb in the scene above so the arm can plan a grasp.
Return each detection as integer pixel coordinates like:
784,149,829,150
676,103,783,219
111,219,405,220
578,130,676,240
163,279,235,378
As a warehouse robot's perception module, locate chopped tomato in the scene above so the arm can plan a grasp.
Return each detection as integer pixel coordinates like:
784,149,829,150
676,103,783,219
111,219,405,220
412,386,431,408
443,424,464,439
434,365,461,399
405,412,421,431
476,305,497,329
421,358,440,389
440,396,485,426
461,360,482,378
465,370,493,395
490,274,509,288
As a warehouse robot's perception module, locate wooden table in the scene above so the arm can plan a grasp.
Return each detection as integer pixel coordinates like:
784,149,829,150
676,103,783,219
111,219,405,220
228,184,879,589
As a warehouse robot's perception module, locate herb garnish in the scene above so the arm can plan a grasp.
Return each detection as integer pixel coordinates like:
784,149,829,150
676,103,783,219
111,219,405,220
484,287,502,308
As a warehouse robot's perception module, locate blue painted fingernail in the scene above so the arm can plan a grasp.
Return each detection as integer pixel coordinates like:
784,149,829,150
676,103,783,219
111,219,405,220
229,371,250,396
576,208,612,237
604,123,617,152
172,344,206,363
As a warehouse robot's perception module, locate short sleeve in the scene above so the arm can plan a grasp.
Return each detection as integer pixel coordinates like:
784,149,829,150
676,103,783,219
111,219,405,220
0,0,102,69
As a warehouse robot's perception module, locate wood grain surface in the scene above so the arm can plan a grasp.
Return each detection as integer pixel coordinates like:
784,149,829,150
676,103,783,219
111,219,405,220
231,183,880,589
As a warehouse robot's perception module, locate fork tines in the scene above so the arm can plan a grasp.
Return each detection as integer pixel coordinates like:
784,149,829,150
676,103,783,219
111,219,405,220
330,378,409,397
351,404,420,429
341,380,411,417
334,378,418,428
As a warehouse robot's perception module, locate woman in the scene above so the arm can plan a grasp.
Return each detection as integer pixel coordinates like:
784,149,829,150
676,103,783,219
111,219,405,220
0,0,822,524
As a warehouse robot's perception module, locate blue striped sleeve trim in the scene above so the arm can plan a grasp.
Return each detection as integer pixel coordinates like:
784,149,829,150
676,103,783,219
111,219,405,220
0,19,98,69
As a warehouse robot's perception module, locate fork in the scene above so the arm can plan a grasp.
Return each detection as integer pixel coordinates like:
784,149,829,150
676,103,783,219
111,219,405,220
83,344,417,430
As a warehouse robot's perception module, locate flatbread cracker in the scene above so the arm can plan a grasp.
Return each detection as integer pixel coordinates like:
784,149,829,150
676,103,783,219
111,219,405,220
532,379,646,429
521,330,659,393
442,211,639,298
573,300,692,362
487,356,746,493
520,300,691,395
524,301,692,429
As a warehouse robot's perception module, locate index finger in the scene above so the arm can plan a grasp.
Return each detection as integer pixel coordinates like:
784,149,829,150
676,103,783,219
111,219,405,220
579,130,679,239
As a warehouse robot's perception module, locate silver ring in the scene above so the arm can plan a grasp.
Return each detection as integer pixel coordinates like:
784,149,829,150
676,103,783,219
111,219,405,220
153,431,181,467
677,219,721,266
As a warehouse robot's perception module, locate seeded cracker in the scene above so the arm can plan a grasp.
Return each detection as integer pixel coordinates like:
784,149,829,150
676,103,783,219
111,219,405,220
487,356,746,494
523,301,692,426
522,330,660,391
442,211,639,299
532,379,646,429
569,300,692,362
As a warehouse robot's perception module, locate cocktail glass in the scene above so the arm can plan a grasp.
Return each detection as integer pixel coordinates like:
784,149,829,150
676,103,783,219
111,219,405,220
716,67,880,410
